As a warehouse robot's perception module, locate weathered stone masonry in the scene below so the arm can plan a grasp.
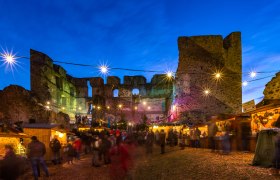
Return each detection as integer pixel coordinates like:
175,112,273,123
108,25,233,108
174,32,242,124
0,32,243,126
30,49,173,123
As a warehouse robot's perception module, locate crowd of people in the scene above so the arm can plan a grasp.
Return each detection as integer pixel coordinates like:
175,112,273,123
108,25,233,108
0,128,189,179
3,122,280,179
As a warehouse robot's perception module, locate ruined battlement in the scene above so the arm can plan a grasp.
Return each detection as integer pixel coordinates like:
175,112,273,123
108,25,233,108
30,49,173,122
91,75,172,98
124,76,147,86
178,32,240,53
175,32,242,124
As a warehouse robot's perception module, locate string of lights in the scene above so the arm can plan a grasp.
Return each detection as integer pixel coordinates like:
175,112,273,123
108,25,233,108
0,49,279,90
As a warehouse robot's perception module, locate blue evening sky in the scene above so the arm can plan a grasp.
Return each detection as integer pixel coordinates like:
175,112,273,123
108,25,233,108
0,0,280,103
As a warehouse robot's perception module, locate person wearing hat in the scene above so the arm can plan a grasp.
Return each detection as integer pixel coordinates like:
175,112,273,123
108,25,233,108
27,136,49,180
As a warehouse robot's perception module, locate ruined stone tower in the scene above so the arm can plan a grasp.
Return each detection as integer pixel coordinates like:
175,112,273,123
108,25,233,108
30,49,89,121
174,32,242,124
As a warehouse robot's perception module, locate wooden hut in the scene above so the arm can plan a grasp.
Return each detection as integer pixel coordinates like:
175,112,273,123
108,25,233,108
243,101,280,152
23,123,67,161
0,128,29,158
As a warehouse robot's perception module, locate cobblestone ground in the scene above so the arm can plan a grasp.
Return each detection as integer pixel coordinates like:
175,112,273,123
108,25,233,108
19,146,277,180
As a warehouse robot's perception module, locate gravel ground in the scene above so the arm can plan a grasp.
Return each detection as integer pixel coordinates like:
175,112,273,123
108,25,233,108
133,147,276,180
18,146,278,180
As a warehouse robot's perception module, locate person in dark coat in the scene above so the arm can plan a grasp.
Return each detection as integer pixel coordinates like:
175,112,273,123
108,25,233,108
0,145,24,180
159,130,166,154
145,130,155,154
208,121,218,152
49,135,61,164
101,135,112,164
27,136,49,180
194,128,201,148
241,122,251,151
66,142,75,164
168,129,174,147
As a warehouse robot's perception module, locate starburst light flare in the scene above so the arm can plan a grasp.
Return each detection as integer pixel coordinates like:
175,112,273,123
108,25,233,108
242,81,248,86
98,63,109,75
166,71,174,79
250,71,257,78
0,48,19,72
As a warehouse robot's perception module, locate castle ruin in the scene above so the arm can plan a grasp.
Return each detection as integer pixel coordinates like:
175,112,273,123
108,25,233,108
30,49,173,124
174,32,242,124
0,32,242,126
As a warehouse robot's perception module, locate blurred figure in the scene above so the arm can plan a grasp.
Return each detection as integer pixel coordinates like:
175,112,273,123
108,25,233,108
109,133,116,147
84,134,92,154
208,121,218,152
49,135,61,164
159,129,166,154
101,134,112,164
222,126,231,154
190,130,195,147
194,128,201,148
110,139,134,179
174,130,178,146
179,130,186,150
241,122,251,152
146,130,154,154
66,142,75,164
116,131,123,153
92,136,102,167
73,137,82,160
27,136,49,180
155,130,160,145
0,145,24,180
168,129,174,147
186,133,191,147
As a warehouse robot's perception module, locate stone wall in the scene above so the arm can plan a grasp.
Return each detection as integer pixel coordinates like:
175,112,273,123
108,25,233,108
263,72,280,99
0,85,50,123
30,49,88,120
0,85,71,126
174,32,242,125
91,75,173,124
29,49,173,124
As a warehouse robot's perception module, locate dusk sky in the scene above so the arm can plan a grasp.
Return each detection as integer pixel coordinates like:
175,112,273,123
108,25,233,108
1,0,280,103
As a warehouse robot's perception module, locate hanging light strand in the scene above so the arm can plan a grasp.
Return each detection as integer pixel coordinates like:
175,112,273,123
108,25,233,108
0,53,278,86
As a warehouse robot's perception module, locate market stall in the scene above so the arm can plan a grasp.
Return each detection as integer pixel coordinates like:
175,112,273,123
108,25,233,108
194,125,208,148
203,117,239,152
250,106,280,134
0,129,29,158
246,103,280,152
246,103,280,166
150,124,183,134
23,123,67,161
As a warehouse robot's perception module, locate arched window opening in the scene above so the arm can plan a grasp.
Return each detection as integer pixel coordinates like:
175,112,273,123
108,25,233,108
87,81,92,97
132,88,140,95
113,89,119,97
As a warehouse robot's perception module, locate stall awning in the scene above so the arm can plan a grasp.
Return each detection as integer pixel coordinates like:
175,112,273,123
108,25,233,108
0,132,30,138
23,123,59,129
242,103,280,115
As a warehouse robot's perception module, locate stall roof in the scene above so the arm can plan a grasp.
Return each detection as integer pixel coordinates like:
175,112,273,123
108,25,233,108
242,103,280,115
0,131,29,138
23,123,59,129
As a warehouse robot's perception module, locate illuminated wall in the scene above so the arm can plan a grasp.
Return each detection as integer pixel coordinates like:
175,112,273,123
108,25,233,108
174,32,242,125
